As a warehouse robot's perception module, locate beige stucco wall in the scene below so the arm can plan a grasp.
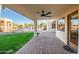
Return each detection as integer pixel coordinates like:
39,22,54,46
56,6,79,53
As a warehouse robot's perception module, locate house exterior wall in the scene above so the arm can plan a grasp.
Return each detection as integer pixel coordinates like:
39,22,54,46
50,19,56,32
56,6,79,53
56,16,68,44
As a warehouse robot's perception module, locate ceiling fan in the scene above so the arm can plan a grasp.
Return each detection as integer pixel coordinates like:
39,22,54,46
37,10,52,17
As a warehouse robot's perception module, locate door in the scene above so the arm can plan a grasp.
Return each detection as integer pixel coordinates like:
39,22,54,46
68,10,78,52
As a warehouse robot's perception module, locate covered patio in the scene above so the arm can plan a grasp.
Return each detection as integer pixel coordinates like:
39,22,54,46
16,32,73,54
0,4,79,54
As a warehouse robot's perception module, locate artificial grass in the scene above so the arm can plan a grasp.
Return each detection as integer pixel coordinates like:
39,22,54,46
0,32,34,54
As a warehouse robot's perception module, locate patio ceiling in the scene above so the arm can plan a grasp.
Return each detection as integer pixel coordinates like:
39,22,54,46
3,4,79,20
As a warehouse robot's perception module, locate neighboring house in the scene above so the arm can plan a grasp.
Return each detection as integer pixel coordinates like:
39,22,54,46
0,18,13,32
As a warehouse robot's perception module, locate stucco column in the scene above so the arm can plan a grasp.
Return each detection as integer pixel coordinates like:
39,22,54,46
0,5,2,17
0,5,4,18
34,20,37,33
47,20,52,32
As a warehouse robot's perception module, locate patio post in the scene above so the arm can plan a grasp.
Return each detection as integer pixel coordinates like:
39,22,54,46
47,20,52,32
34,20,37,35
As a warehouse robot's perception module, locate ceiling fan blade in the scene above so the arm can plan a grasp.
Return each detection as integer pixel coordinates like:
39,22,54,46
42,11,45,13
45,11,51,16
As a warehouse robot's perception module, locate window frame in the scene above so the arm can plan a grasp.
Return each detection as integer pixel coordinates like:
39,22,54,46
57,17,65,31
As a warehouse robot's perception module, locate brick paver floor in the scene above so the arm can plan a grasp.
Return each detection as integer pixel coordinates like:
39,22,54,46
16,32,73,54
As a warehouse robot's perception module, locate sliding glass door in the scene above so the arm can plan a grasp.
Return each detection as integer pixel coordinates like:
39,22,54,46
68,10,78,52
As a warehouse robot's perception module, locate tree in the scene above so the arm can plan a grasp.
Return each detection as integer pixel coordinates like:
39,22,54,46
24,23,29,28
18,25,23,29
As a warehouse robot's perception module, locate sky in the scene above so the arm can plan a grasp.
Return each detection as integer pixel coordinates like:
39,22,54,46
2,7,33,25
71,19,78,25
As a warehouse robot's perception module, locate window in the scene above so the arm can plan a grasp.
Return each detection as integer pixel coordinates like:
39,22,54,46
57,17,65,31
52,21,56,29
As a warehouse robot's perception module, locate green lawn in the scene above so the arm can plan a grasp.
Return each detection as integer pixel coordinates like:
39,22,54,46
0,32,34,54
